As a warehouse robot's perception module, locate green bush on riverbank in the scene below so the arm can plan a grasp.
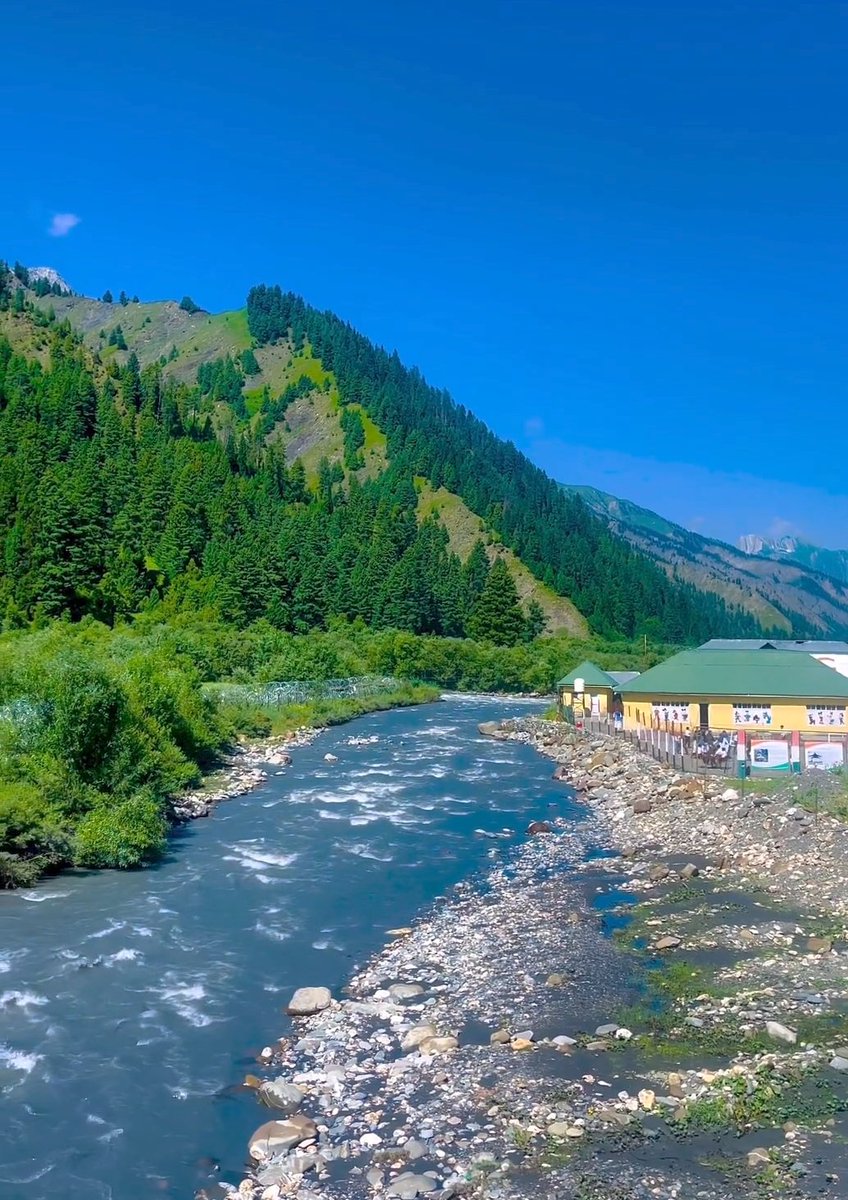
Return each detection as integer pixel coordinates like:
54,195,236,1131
0,615,671,885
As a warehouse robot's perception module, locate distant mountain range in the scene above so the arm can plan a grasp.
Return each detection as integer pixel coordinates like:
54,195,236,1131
738,533,848,585
562,485,848,638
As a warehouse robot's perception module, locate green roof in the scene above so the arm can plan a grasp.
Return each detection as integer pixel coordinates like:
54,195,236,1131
556,660,617,690
616,649,848,700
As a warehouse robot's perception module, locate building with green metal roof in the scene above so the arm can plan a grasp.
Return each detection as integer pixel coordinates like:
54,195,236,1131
555,660,639,719
616,649,848,736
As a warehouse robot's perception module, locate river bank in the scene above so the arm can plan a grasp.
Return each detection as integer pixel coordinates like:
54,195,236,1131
171,685,442,822
225,717,848,1200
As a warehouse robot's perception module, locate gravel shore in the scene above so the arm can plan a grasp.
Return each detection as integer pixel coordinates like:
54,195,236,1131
170,729,319,821
210,717,848,1200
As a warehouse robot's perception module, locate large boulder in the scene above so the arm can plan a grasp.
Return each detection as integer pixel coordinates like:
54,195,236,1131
527,820,552,836
417,1035,459,1055
286,986,332,1016
258,1078,304,1113
766,1020,797,1045
478,721,502,738
389,983,425,1001
248,1114,317,1160
401,1023,437,1051
387,1174,438,1198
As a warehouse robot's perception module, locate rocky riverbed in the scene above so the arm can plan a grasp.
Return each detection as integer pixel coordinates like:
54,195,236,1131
170,730,318,821
219,717,848,1200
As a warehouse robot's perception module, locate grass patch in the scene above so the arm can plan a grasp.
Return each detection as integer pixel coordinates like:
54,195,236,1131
738,778,782,796
797,782,848,823
677,1066,845,1132
287,347,332,389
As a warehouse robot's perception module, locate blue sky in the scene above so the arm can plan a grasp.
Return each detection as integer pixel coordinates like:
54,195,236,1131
3,0,846,547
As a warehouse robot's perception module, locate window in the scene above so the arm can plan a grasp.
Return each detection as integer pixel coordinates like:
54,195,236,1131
806,705,846,728
732,704,772,726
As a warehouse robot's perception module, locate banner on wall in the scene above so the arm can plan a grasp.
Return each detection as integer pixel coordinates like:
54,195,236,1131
806,706,846,728
750,737,791,772
652,703,689,725
804,742,845,771
733,704,772,726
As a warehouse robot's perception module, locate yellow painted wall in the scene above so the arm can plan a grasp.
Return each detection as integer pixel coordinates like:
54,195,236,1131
561,686,612,715
621,694,847,732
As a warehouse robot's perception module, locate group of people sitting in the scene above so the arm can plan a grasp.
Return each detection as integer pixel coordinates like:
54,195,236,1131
689,729,736,766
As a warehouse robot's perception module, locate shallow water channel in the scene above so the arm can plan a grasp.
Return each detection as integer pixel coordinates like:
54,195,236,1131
0,693,591,1200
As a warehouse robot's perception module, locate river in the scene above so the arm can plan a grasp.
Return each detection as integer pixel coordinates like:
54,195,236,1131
0,694,580,1200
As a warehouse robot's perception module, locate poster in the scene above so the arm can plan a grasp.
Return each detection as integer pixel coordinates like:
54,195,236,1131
590,694,600,716
750,737,790,772
806,706,846,728
733,705,772,726
805,742,845,771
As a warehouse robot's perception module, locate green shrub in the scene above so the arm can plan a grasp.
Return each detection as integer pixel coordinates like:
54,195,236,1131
74,791,168,868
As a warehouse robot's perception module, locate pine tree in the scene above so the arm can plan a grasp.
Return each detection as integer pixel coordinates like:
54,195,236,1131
467,558,526,646
523,599,547,641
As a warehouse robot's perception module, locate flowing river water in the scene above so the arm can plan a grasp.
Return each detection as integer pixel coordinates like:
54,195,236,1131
0,694,583,1200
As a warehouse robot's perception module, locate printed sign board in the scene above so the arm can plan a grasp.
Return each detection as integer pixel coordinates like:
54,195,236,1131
804,742,845,771
750,737,791,772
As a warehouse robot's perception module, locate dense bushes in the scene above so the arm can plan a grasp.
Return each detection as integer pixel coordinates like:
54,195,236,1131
0,621,228,884
0,613,670,884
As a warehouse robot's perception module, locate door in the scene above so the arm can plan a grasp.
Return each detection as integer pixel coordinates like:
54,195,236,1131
699,703,710,729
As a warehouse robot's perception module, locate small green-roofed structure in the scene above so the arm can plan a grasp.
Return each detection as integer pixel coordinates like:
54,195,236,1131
556,660,622,718
556,661,618,691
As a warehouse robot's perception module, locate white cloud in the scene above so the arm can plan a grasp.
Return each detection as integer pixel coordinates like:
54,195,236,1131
766,517,801,540
48,212,81,238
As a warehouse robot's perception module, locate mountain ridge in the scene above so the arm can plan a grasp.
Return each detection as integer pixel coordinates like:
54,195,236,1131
0,259,780,641
738,532,848,584
563,484,848,639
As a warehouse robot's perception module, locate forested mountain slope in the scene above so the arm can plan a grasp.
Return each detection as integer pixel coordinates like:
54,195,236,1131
0,260,767,641
565,485,848,639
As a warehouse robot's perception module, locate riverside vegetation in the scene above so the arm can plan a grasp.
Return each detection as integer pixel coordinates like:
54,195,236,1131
0,261,769,885
0,615,663,887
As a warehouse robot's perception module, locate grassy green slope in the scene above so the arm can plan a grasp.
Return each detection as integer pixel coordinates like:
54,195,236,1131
262,347,388,483
35,294,251,383
417,482,588,636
